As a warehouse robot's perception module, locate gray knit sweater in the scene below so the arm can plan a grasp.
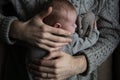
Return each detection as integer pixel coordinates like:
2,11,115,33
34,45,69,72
0,0,120,80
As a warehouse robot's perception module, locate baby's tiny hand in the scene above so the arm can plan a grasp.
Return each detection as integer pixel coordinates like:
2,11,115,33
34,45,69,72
81,12,96,37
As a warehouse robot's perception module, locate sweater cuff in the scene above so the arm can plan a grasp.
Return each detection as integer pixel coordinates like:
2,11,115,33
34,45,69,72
0,16,18,44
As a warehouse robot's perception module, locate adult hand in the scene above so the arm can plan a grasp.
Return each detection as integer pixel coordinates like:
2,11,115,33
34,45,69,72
29,51,87,80
10,7,72,51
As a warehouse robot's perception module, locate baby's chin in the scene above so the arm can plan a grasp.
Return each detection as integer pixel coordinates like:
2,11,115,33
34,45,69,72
71,30,75,34
63,29,75,34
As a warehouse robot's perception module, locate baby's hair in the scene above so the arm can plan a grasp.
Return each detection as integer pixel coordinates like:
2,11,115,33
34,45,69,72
43,0,76,25
45,0,75,11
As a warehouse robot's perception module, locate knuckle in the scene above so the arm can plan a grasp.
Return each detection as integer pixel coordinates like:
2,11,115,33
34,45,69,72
38,39,42,43
40,33,45,38
37,43,41,48
41,26,46,32
48,48,52,52
52,43,58,47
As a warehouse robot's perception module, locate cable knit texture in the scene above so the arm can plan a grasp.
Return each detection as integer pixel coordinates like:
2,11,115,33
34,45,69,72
0,0,120,80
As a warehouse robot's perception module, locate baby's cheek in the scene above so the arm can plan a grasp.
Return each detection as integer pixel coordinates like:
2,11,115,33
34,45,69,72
69,27,76,34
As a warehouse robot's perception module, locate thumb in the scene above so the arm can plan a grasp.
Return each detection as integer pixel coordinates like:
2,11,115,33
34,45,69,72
31,7,52,26
38,7,53,20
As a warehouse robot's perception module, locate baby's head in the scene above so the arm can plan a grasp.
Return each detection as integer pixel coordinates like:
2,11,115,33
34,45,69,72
43,0,77,34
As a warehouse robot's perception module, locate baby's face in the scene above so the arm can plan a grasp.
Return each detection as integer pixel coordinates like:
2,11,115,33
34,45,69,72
62,11,77,34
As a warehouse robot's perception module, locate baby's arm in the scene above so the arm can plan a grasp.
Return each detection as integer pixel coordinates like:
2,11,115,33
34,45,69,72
71,27,99,54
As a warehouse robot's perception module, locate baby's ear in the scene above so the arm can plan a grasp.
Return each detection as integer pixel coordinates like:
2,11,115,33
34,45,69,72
54,23,62,28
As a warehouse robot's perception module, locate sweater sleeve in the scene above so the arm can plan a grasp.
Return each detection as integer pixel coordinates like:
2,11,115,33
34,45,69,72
81,0,120,75
71,28,99,54
0,13,18,44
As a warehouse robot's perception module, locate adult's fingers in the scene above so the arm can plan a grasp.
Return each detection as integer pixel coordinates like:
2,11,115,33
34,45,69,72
35,72,56,78
36,39,69,48
35,31,72,44
30,70,59,79
29,64,55,73
30,69,56,79
31,59,56,68
37,24,72,37
36,43,61,52
38,31,72,43
34,77,56,80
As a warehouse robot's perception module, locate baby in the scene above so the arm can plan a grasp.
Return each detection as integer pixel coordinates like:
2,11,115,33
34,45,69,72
26,0,99,80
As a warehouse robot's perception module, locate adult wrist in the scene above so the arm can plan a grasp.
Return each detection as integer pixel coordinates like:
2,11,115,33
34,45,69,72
10,20,25,41
74,55,87,74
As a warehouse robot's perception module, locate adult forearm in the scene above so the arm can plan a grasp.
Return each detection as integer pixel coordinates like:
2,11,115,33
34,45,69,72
73,55,87,74
9,20,26,41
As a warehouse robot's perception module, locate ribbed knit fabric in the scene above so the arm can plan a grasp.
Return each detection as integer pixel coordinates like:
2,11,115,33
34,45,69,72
0,13,17,44
0,0,120,80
